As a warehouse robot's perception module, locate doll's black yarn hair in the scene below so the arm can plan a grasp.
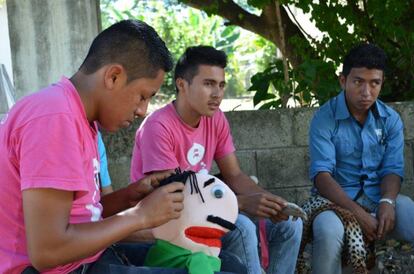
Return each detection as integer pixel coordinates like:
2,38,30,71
158,168,205,202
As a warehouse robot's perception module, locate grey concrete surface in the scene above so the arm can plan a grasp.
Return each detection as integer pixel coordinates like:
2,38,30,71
103,103,414,205
7,0,99,99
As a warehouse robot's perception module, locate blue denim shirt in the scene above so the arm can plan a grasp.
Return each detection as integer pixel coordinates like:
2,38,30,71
309,91,404,202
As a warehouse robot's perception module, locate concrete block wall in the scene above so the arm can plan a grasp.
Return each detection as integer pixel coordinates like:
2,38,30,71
6,0,99,99
104,102,414,204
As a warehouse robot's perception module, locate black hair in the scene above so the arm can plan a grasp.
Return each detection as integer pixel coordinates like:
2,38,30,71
174,45,227,92
342,43,387,77
79,19,173,81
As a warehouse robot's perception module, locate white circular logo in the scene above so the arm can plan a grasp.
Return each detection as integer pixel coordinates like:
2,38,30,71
187,143,205,166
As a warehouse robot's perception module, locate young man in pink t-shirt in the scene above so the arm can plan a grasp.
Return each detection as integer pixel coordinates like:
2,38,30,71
130,46,303,274
0,20,187,274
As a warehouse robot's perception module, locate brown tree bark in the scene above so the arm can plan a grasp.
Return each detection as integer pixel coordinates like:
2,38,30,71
180,0,314,68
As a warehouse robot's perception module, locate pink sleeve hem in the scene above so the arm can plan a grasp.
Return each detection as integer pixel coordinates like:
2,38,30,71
21,178,89,192
214,148,236,161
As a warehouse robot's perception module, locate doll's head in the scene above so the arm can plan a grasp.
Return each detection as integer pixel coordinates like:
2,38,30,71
152,171,238,257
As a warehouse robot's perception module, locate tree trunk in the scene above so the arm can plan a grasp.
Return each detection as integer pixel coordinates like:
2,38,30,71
181,0,315,68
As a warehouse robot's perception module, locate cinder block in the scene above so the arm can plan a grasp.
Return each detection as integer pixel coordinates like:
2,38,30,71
256,147,310,189
210,162,220,175
292,108,317,146
235,150,257,177
401,179,414,197
225,110,293,150
102,119,142,160
390,102,414,140
264,186,312,205
404,142,414,181
107,157,131,190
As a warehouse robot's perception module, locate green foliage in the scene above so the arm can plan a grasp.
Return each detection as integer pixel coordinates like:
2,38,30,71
249,58,338,108
181,0,414,108
100,0,273,102
287,0,414,102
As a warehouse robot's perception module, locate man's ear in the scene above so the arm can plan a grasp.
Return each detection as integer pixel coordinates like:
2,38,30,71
175,78,187,93
103,64,126,90
339,74,346,90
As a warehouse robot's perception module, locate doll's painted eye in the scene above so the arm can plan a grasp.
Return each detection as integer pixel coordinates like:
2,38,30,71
211,185,225,198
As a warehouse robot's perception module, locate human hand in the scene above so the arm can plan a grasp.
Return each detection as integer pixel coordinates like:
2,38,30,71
376,202,395,239
354,208,378,242
128,171,175,206
238,192,288,221
135,182,185,228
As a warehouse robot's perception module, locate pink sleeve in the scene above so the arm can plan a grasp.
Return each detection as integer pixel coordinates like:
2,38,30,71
137,121,179,174
214,112,235,160
17,114,89,191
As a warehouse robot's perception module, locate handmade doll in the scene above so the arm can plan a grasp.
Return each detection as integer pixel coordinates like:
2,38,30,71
144,171,238,274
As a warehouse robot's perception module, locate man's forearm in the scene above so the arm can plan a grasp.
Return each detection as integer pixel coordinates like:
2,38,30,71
315,172,363,214
101,187,131,218
380,174,401,200
225,173,264,195
223,172,265,212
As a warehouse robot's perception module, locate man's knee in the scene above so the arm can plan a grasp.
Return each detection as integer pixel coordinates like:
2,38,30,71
223,214,257,245
313,211,344,245
395,194,414,242
267,217,303,243
396,194,414,209
235,214,257,236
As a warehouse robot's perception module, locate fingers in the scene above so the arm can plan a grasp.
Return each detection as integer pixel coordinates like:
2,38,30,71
161,181,185,193
376,204,396,239
260,197,284,212
263,193,287,207
385,218,395,235
377,218,385,239
256,205,277,218
149,170,175,187
270,213,289,223
241,193,290,220
126,182,154,206
378,216,395,239
364,226,377,242
138,182,154,192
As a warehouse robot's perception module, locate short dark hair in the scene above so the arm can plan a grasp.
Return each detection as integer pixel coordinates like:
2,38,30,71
174,46,227,91
342,43,387,77
79,19,173,81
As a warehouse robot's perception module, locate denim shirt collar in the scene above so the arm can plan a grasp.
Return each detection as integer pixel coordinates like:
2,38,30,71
334,90,389,121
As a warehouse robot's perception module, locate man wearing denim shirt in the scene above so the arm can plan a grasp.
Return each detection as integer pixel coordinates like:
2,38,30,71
309,43,414,274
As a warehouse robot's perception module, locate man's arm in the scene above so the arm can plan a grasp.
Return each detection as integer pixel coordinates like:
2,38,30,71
377,174,400,238
314,172,378,241
101,170,173,217
121,229,156,243
23,182,184,271
375,114,404,238
309,109,377,241
216,153,288,222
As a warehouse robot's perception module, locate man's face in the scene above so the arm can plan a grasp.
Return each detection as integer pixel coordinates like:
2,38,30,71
181,65,226,117
100,69,165,132
340,67,383,115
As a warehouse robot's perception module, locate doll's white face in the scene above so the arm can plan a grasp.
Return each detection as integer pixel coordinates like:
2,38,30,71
152,173,238,257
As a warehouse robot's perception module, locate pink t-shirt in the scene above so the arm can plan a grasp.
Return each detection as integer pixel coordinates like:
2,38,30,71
0,77,103,274
130,102,235,182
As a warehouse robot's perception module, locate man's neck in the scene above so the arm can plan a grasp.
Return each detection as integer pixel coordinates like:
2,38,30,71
347,104,370,125
173,98,201,128
70,72,97,123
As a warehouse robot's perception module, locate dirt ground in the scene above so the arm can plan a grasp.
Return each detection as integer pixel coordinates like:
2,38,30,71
298,239,414,274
